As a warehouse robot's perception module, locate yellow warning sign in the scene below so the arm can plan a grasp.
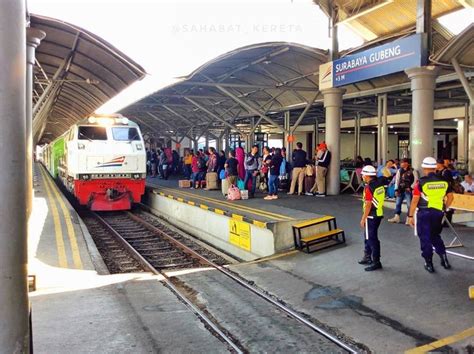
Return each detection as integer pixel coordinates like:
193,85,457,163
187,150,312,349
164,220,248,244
229,219,251,251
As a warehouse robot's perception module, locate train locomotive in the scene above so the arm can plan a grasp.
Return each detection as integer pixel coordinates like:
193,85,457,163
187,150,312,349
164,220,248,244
41,114,146,211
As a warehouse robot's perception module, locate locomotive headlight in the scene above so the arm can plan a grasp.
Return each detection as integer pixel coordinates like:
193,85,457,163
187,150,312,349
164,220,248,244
136,143,143,150
81,174,91,180
132,173,141,179
121,117,129,125
97,117,114,126
78,143,85,150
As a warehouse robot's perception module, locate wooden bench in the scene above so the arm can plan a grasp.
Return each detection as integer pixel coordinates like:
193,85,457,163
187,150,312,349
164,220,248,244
292,216,345,253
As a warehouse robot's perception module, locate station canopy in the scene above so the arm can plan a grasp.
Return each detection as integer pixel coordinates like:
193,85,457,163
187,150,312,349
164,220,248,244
118,1,472,141
31,14,146,144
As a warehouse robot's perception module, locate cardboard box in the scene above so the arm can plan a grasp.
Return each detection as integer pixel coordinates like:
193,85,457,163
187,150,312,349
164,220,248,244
179,180,191,188
240,189,249,200
451,193,474,212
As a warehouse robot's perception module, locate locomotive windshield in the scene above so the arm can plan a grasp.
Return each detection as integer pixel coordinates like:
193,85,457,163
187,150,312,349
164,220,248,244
78,126,107,140
112,127,141,141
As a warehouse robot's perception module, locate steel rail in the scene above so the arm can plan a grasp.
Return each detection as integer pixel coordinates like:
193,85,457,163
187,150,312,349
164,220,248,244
127,211,358,354
92,212,244,354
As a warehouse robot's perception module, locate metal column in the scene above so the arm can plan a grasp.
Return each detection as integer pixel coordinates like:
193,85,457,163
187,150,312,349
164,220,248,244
249,118,255,149
313,118,319,153
26,28,46,219
405,66,439,172
377,94,388,165
284,111,291,160
452,58,474,174
224,128,230,153
323,88,345,195
0,1,29,352
354,113,361,161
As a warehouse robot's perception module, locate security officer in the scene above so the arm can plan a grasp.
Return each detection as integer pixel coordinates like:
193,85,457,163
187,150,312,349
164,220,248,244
408,157,454,273
358,165,385,271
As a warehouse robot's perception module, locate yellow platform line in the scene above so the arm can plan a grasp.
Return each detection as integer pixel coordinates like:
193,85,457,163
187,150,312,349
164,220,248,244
405,327,474,354
214,208,225,215
39,168,68,268
42,169,83,270
158,186,293,221
232,214,244,221
253,220,267,228
235,250,298,266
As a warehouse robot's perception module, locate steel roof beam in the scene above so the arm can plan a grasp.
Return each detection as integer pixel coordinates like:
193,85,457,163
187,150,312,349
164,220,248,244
215,85,287,133
146,111,202,142
291,93,320,134
133,116,179,144
183,97,246,135
181,81,318,92
216,46,290,82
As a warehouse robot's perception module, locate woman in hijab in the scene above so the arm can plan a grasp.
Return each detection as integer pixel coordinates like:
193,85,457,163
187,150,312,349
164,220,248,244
236,145,245,181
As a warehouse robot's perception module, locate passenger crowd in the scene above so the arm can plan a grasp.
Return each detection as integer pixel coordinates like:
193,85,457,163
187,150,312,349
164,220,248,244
145,144,472,203
146,144,472,274
146,142,333,201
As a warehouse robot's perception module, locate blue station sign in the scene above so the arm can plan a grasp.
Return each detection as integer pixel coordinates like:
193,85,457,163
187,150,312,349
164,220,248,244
319,34,427,89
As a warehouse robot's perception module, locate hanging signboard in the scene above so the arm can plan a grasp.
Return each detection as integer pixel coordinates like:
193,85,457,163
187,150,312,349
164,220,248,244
319,34,427,90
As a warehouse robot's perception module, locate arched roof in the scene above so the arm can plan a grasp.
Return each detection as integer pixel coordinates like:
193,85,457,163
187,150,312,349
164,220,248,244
121,42,330,140
432,23,474,68
31,14,146,143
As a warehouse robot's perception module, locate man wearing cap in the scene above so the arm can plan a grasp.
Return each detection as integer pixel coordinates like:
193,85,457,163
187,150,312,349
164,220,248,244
312,142,331,197
358,165,385,271
408,157,454,273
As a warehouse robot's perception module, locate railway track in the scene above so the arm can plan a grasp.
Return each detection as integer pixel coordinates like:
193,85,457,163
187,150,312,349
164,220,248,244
85,209,358,353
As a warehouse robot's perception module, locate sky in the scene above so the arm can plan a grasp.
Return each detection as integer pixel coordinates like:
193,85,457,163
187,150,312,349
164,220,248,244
28,0,472,114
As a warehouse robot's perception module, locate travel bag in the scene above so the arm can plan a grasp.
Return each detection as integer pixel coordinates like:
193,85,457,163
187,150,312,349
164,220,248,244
221,177,229,196
206,172,219,190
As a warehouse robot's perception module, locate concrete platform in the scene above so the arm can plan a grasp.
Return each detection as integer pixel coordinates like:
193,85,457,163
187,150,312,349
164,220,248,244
146,176,474,352
28,167,473,352
145,178,337,260
226,196,474,352
29,165,226,353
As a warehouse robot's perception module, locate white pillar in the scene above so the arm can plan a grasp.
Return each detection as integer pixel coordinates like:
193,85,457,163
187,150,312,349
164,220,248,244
405,66,439,172
0,1,29,352
323,88,345,195
457,113,467,165
26,28,46,218
469,104,474,174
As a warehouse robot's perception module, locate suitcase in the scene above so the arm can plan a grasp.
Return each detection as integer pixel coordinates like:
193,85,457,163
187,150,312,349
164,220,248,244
278,175,289,192
221,178,229,196
304,175,315,193
179,180,191,188
206,172,218,190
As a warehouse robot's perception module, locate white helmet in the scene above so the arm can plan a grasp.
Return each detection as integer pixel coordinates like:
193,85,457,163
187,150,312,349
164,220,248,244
421,157,437,169
361,165,377,176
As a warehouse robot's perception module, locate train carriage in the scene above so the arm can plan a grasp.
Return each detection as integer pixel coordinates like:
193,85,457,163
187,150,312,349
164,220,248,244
41,114,146,211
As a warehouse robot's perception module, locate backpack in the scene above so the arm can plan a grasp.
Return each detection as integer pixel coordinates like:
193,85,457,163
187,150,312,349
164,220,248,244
279,159,287,176
452,179,465,194
197,157,206,170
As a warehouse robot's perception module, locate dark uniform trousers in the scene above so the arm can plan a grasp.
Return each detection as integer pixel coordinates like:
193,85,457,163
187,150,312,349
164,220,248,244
416,208,446,260
365,216,382,261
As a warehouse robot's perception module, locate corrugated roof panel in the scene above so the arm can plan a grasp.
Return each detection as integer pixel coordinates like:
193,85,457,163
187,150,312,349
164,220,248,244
31,14,146,143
